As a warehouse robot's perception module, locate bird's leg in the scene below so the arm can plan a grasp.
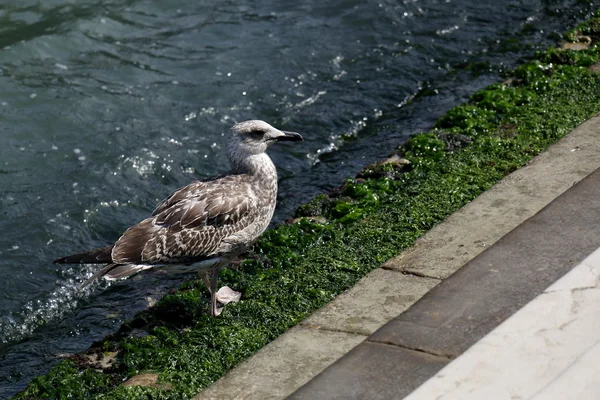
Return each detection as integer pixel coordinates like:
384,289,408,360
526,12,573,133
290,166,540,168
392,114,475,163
201,270,213,296
202,267,241,316
209,267,221,317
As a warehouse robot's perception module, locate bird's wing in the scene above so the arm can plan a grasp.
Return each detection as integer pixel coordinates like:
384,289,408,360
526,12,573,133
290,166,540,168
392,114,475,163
111,175,257,264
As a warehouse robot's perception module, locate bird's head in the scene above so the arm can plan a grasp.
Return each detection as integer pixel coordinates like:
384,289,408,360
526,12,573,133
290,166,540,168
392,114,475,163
227,120,303,159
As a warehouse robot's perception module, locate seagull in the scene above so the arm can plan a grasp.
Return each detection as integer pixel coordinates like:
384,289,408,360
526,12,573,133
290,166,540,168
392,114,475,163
54,120,303,316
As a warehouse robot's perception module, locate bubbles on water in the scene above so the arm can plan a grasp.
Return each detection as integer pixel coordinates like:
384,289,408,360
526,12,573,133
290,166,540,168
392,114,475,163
73,148,86,161
83,199,128,223
397,81,422,108
437,25,460,36
293,90,327,110
333,70,347,80
0,269,112,344
331,55,347,80
162,137,182,146
29,93,36,99
122,151,158,176
185,107,217,122
306,117,375,165
100,200,120,207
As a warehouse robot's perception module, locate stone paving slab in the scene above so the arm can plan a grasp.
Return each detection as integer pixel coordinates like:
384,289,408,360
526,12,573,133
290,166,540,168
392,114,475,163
404,247,600,400
287,342,450,400
194,326,365,400
370,167,600,357
301,269,439,336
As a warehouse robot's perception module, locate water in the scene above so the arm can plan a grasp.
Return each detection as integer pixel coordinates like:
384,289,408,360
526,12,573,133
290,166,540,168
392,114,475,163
0,0,595,396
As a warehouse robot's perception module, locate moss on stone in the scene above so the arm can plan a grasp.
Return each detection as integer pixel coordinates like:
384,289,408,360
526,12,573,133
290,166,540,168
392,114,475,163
14,13,600,400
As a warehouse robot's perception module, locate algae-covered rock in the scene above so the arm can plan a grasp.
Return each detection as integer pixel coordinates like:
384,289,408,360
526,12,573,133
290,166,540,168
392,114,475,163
358,154,411,180
122,373,173,390
294,194,331,218
437,132,472,154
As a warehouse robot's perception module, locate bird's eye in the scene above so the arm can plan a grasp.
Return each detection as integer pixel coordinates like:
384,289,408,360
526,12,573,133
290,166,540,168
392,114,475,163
249,129,265,139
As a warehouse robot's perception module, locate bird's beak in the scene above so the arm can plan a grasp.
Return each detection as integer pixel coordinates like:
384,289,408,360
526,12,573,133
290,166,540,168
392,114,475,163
275,131,303,142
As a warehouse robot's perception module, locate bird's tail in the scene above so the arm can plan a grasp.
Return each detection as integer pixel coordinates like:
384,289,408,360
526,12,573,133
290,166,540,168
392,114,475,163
53,246,114,264
54,245,153,287
80,263,152,287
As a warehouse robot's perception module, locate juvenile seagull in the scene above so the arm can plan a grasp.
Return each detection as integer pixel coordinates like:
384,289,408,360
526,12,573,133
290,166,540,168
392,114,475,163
54,120,303,316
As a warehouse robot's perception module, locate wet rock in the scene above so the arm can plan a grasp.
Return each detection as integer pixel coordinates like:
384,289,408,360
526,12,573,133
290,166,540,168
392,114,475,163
146,296,159,307
560,34,592,50
561,42,590,51
437,133,472,153
288,215,328,225
497,123,519,139
588,62,600,74
70,350,119,371
357,154,412,180
122,373,173,390
294,194,331,217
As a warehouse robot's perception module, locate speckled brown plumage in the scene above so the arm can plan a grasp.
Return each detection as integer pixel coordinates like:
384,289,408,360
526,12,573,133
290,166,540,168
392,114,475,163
111,172,273,265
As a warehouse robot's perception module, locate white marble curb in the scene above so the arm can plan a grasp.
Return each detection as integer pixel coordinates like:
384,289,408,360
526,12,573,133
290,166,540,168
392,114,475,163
404,246,600,400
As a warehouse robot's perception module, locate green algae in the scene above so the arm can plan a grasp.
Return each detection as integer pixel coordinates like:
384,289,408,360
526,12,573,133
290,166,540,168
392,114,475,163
564,10,600,42
15,15,600,400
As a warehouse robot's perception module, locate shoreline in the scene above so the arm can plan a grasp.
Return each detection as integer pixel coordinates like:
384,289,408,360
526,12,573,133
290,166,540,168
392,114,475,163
15,11,600,400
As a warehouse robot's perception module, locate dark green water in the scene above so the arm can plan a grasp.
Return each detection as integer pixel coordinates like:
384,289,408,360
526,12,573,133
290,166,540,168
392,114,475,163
0,0,596,396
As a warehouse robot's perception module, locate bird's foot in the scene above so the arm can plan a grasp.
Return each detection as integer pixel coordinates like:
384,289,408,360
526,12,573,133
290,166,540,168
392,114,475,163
212,286,241,316
216,286,241,304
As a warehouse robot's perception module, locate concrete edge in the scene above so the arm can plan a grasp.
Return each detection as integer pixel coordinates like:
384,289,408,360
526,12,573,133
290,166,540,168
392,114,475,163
193,114,600,400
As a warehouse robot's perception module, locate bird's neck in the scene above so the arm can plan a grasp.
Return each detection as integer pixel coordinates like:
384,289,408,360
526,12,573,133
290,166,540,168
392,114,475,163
231,152,277,180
